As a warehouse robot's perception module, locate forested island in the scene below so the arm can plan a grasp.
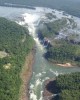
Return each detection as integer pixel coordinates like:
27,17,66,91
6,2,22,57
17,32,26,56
0,17,34,100
37,17,80,67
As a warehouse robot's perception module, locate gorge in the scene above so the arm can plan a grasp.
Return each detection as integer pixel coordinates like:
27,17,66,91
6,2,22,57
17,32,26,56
0,6,80,100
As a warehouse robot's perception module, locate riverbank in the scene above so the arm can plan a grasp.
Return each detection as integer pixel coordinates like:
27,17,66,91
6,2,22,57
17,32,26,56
56,63,73,67
19,50,35,100
48,60,76,68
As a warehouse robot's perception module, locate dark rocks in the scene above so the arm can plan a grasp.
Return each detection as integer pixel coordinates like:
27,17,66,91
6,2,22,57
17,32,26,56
43,78,59,100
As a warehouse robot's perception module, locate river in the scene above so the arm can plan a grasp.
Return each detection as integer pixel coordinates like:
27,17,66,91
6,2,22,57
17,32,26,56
1,0,80,18
0,6,80,100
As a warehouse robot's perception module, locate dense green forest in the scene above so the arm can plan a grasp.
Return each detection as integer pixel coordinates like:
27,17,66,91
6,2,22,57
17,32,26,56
45,41,80,66
0,17,34,100
54,72,80,100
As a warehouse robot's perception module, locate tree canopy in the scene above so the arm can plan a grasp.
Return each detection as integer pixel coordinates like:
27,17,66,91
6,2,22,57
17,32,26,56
0,17,34,100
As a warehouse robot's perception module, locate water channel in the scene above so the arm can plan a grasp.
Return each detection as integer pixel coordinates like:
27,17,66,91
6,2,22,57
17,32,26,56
0,6,80,100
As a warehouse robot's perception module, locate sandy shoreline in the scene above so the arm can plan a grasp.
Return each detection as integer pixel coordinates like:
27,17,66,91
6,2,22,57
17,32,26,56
56,63,73,67
19,50,35,100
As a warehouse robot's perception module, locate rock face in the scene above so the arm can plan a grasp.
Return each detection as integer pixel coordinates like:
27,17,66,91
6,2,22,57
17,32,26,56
37,32,52,49
43,78,59,100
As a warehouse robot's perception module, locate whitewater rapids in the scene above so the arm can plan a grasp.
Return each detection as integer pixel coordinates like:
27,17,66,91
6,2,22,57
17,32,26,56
0,6,80,100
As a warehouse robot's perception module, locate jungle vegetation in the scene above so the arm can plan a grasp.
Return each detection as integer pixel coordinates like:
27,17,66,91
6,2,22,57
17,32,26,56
54,72,80,100
0,17,34,100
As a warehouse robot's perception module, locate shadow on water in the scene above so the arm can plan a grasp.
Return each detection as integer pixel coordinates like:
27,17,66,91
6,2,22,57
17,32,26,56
45,80,60,100
51,95,60,100
46,80,60,94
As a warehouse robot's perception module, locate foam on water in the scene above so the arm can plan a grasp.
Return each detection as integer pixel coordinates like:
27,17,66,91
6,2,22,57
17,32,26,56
29,79,43,100
36,73,42,77
36,79,42,86
42,71,46,74
19,8,68,100
6,6,80,100
30,93,37,100
50,69,59,76
16,7,80,100
0,5,80,100
15,7,80,100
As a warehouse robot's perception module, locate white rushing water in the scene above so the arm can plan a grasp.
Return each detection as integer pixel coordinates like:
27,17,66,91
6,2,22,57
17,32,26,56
0,6,80,100
18,7,80,100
